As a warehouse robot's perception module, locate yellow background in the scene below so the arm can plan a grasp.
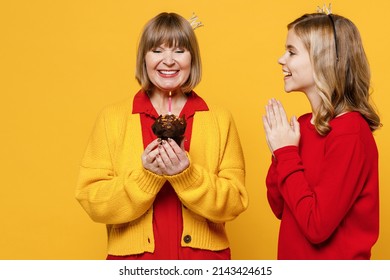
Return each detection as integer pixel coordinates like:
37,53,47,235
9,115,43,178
1,0,389,259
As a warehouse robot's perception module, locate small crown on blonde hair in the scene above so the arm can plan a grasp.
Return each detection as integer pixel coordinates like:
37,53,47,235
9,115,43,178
317,3,333,15
317,3,339,61
188,12,204,30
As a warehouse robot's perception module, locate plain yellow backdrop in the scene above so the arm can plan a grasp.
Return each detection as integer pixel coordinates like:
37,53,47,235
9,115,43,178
1,0,389,259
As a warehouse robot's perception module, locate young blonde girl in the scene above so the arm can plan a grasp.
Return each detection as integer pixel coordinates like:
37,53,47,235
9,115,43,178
263,12,381,259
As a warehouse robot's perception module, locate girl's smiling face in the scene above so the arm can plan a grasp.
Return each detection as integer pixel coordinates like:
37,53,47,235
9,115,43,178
278,30,316,95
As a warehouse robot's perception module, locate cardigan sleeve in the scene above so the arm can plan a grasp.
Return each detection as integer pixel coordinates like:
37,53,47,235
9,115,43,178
266,156,284,219
166,109,248,223
274,133,370,244
75,107,166,224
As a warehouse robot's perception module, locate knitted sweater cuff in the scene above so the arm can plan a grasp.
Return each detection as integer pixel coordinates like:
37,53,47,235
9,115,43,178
165,164,201,193
132,168,166,194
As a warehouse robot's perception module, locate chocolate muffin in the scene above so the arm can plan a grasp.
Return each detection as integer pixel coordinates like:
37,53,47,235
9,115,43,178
152,114,186,145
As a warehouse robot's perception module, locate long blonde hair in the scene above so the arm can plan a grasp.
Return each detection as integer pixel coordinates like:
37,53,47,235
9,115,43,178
288,13,381,135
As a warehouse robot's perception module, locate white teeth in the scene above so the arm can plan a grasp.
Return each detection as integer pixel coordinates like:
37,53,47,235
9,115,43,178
283,71,292,76
160,70,177,75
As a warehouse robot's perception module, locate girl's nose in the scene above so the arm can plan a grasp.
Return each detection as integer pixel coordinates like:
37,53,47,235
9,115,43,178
278,52,287,65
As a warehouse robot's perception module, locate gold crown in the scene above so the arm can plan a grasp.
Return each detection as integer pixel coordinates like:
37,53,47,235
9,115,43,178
188,12,204,30
317,3,333,15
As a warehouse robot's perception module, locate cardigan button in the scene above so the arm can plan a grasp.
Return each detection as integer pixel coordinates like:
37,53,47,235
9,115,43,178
183,235,192,243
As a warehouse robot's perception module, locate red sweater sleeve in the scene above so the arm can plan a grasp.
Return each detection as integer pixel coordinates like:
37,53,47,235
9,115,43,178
274,134,369,244
266,156,284,219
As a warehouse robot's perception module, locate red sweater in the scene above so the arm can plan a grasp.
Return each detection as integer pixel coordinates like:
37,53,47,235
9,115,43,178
266,112,379,259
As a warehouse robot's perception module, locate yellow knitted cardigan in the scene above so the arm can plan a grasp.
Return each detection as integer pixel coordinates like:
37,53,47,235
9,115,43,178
75,98,248,256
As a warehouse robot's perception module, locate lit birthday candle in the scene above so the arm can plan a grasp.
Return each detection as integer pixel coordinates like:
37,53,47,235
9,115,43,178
168,91,172,115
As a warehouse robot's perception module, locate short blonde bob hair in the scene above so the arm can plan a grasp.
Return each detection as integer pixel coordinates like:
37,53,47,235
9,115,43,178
135,12,202,93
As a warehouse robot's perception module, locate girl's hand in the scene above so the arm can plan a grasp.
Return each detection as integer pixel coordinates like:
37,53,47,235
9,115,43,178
262,99,300,153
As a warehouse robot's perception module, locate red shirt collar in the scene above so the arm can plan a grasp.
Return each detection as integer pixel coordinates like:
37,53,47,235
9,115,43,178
132,89,209,119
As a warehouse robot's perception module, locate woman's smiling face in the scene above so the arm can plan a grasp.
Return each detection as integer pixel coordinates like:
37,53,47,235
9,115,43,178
145,43,192,94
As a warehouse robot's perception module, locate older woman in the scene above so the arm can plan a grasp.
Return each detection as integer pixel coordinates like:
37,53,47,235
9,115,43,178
76,12,248,260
